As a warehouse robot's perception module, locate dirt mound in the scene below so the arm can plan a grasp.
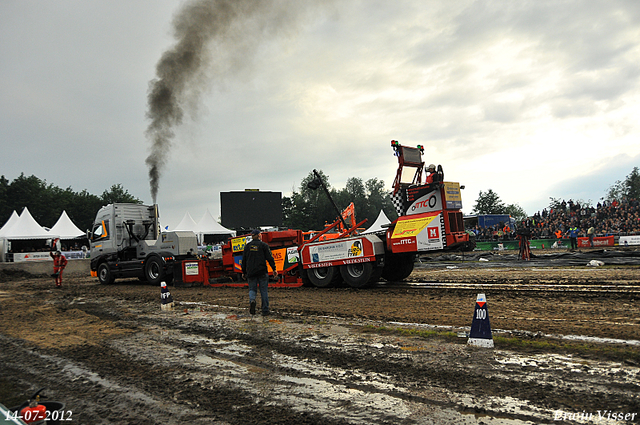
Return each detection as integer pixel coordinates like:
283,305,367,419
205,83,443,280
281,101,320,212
0,268,46,282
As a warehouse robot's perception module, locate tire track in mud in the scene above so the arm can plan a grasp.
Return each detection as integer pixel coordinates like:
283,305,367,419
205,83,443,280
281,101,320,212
0,332,352,425
154,312,639,416
59,298,640,424
0,335,218,424
65,342,352,425
115,314,430,424
2,273,640,424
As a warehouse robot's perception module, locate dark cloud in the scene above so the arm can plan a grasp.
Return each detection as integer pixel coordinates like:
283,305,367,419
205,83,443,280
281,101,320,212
3,1,640,225
145,0,333,203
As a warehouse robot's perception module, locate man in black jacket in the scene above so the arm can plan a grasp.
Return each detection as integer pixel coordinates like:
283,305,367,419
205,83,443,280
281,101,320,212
242,229,278,315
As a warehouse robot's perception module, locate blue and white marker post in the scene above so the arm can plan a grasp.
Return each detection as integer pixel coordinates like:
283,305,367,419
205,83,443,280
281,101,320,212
468,293,494,348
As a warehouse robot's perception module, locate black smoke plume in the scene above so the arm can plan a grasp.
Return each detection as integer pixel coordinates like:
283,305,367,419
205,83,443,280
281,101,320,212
145,0,325,203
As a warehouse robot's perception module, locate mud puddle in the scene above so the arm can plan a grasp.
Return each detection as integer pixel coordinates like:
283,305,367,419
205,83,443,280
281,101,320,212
96,303,637,424
2,271,639,424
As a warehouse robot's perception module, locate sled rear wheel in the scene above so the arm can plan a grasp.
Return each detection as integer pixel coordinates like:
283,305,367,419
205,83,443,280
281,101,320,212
307,266,342,288
340,262,379,288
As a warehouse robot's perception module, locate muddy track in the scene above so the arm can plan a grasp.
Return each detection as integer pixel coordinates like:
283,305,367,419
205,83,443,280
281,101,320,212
1,263,640,424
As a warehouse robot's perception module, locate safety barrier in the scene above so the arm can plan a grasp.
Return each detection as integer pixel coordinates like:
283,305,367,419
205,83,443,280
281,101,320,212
475,236,616,251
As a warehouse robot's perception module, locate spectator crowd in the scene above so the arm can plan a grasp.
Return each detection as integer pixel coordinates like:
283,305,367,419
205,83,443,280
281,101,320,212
470,198,640,241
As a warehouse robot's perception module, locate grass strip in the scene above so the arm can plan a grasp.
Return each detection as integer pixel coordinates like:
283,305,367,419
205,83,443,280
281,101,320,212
493,335,640,363
360,324,640,363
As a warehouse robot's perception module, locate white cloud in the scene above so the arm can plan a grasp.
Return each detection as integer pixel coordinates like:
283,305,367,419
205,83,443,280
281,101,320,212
2,0,640,227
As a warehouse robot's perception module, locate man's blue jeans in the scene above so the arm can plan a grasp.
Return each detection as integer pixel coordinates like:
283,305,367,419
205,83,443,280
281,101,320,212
248,273,269,314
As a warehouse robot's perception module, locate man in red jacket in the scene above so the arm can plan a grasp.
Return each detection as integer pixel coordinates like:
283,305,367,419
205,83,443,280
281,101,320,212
425,164,437,184
50,250,68,288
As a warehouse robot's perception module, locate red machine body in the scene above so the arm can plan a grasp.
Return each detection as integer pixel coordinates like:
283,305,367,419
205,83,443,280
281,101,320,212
19,404,46,424
179,140,470,289
387,140,470,255
201,229,305,288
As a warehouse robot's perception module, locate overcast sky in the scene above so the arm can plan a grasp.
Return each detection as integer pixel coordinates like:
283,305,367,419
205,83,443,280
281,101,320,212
2,0,640,230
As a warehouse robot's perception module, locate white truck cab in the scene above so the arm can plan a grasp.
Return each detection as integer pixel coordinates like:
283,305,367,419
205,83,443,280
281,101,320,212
89,203,197,285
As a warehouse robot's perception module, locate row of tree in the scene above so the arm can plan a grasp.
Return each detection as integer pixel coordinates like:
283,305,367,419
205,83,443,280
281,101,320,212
2,166,638,235
606,167,640,201
470,189,527,221
0,174,141,233
0,171,395,236
282,170,397,231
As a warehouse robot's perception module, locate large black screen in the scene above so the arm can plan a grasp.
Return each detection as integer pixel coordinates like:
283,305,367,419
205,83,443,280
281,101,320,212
220,191,283,229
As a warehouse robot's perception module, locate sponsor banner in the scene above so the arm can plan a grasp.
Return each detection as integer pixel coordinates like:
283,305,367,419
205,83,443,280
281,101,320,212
12,252,53,262
406,189,443,216
443,182,463,209
11,250,87,262
528,240,551,249
309,239,364,263
475,237,618,251
200,244,222,259
63,251,87,260
233,255,243,273
391,213,445,252
391,215,438,239
390,236,417,253
577,236,614,247
619,235,640,246
184,262,200,276
231,236,251,253
235,247,298,274
416,219,445,251
268,248,287,273
305,256,375,268
283,247,300,269
477,240,554,251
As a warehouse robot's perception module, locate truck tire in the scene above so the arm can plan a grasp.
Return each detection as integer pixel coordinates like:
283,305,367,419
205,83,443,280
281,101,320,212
145,256,164,285
97,262,115,285
381,253,415,282
340,263,376,288
461,234,477,252
307,266,341,288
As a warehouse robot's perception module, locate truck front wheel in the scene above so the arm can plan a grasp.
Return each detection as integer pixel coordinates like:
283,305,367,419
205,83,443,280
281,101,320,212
307,266,341,288
97,263,115,285
381,254,415,282
145,256,164,285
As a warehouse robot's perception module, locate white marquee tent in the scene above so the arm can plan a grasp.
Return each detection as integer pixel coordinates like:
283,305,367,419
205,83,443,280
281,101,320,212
361,210,392,234
0,208,59,262
172,210,236,244
195,209,236,243
0,207,53,239
173,212,198,232
0,211,21,261
0,210,20,238
49,210,85,239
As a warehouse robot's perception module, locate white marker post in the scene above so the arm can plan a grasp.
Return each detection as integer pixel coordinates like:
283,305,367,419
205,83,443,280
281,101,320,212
468,293,494,348
160,281,174,311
